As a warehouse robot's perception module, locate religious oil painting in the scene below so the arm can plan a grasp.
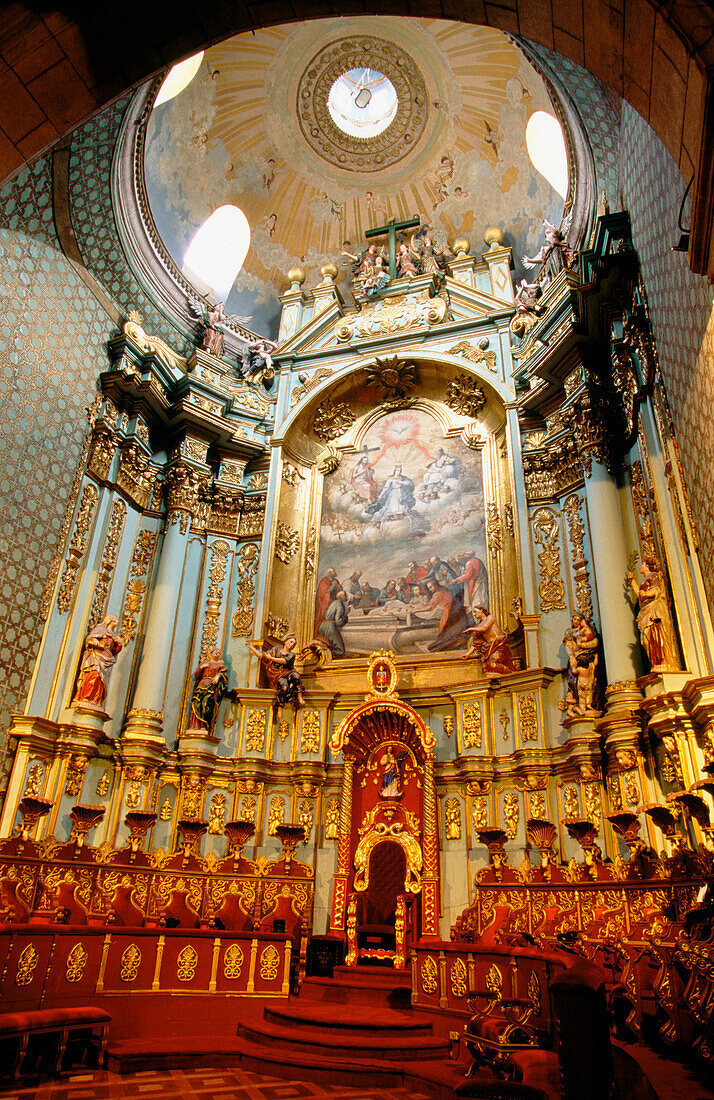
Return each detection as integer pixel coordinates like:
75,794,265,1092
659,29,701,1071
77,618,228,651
314,409,487,657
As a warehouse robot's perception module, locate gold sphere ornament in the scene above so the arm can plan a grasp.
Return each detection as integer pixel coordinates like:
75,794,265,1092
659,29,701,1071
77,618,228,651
483,226,504,248
320,262,339,282
452,238,470,256
287,266,306,287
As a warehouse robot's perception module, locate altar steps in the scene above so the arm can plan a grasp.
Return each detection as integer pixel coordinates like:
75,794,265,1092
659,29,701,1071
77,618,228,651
239,1009,450,1061
300,964,412,1006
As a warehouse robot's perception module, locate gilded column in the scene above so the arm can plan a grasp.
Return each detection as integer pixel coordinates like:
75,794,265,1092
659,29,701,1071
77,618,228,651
330,755,354,935
124,462,207,745
421,752,440,939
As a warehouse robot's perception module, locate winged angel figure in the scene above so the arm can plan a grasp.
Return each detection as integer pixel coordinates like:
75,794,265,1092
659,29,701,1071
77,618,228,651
187,297,252,358
522,217,576,286
246,630,331,718
238,338,279,389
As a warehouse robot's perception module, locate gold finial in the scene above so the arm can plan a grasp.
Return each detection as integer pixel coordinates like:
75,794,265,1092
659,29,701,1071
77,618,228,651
287,266,306,288
320,262,338,282
452,238,470,256
483,226,504,249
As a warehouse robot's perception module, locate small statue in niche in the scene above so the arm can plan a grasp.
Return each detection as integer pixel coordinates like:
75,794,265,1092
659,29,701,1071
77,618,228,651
246,633,306,719
522,219,576,286
562,613,603,717
379,744,409,799
627,557,679,672
325,798,340,840
238,338,278,388
462,607,518,677
188,648,230,736
72,614,124,709
510,278,545,338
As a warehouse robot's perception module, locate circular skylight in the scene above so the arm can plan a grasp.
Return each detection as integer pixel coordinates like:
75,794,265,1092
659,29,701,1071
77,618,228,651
327,68,399,139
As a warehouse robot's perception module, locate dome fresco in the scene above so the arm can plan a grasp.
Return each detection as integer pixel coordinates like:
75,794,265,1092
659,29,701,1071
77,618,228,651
144,17,567,337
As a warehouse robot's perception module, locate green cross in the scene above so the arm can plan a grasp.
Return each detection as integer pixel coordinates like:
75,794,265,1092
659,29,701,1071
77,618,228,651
365,216,421,279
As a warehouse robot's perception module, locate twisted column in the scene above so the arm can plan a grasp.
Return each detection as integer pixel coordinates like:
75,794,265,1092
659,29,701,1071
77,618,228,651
330,755,354,934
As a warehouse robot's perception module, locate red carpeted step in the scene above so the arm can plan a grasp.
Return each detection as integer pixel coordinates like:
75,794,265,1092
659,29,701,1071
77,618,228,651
331,964,412,986
265,1002,432,1035
238,1016,451,1061
301,970,412,1006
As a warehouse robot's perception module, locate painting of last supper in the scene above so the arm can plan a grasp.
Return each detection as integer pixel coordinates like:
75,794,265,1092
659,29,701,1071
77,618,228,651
314,408,488,657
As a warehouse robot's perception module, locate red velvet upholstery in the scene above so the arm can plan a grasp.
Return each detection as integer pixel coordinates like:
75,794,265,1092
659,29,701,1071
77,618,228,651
214,890,254,932
106,883,144,927
161,887,200,929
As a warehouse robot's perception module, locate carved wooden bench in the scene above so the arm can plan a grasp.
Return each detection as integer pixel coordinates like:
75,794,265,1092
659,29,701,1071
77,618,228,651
0,1006,111,1081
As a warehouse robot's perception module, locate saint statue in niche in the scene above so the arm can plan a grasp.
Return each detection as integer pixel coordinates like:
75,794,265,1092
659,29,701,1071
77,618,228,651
627,558,679,672
379,745,409,799
188,648,229,735
72,614,124,709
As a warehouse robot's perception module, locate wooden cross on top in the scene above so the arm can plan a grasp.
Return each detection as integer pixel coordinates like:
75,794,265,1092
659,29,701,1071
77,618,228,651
365,215,421,279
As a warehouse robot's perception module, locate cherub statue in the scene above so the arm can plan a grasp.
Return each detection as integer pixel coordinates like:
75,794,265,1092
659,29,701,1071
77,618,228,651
188,647,230,735
510,278,545,338
462,606,518,677
562,614,602,717
522,220,576,286
238,338,278,388
72,614,124,709
627,557,679,672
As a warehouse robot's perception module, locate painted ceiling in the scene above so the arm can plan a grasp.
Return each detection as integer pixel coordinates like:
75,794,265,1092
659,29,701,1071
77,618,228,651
144,18,566,337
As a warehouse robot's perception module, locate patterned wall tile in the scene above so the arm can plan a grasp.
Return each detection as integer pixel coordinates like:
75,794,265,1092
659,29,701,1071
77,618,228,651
68,95,189,352
527,41,621,210
619,102,714,602
0,156,113,746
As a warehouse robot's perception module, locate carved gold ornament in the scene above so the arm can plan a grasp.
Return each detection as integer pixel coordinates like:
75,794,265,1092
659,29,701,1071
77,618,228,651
160,798,172,822
486,963,503,998
224,943,243,979
121,529,157,644
15,944,39,986
366,649,399,698
504,793,519,839
96,771,110,797
364,357,417,408
245,709,267,753
200,540,231,657
325,797,340,840
177,944,198,982
563,786,579,818
275,522,300,564
282,462,303,487
298,800,314,842
529,791,546,819
473,798,488,831
238,494,266,538
336,291,446,342
240,796,256,823
463,703,482,749
58,484,98,614
532,508,566,612
268,796,285,836
89,499,126,628
24,761,44,796
300,711,320,754
65,942,88,983
445,374,486,418
296,38,428,173
451,957,468,998
312,398,355,443
260,944,280,981
291,367,335,408
562,494,593,620
120,943,141,982
518,694,538,742
353,820,422,894
421,955,438,995
445,797,462,840
528,971,541,1014
448,340,497,372
208,793,226,835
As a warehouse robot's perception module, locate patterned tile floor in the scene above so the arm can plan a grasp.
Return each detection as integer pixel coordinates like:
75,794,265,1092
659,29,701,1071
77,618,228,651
0,1069,430,1099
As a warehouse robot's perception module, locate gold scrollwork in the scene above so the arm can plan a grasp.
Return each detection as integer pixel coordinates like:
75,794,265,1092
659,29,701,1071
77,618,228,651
245,709,267,752
562,494,593,620
518,694,538,742
268,796,285,836
504,792,519,839
57,483,98,614
120,943,141,982
15,944,39,986
120,529,157,644
312,398,355,442
445,374,486,418
463,703,482,749
275,522,300,564
445,797,461,840
532,508,566,612
176,944,198,982
421,955,438,995
223,943,243,979
88,499,126,628
300,711,321,754
353,821,422,894
200,539,231,658
451,957,468,998
65,942,88,983
260,944,280,981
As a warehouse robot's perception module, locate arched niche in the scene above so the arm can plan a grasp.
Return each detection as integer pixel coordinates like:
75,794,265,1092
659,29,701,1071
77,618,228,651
267,358,521,668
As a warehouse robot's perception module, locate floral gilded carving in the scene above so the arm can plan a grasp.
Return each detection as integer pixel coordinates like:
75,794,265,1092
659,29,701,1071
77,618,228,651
231,543,260,637
120,530,157,644
562,494,593,620
57,484,98,614
88,499,126,628
312,398,355,442
275,522,300,564
444,374,486,418
532,508,566,612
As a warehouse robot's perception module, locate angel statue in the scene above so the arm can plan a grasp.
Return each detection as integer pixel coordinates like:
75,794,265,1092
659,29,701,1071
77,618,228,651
246,631,331,719
238,338,278,388
187,298,229,357
462,606,518,677
410,226,453,280
522,219,576,286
